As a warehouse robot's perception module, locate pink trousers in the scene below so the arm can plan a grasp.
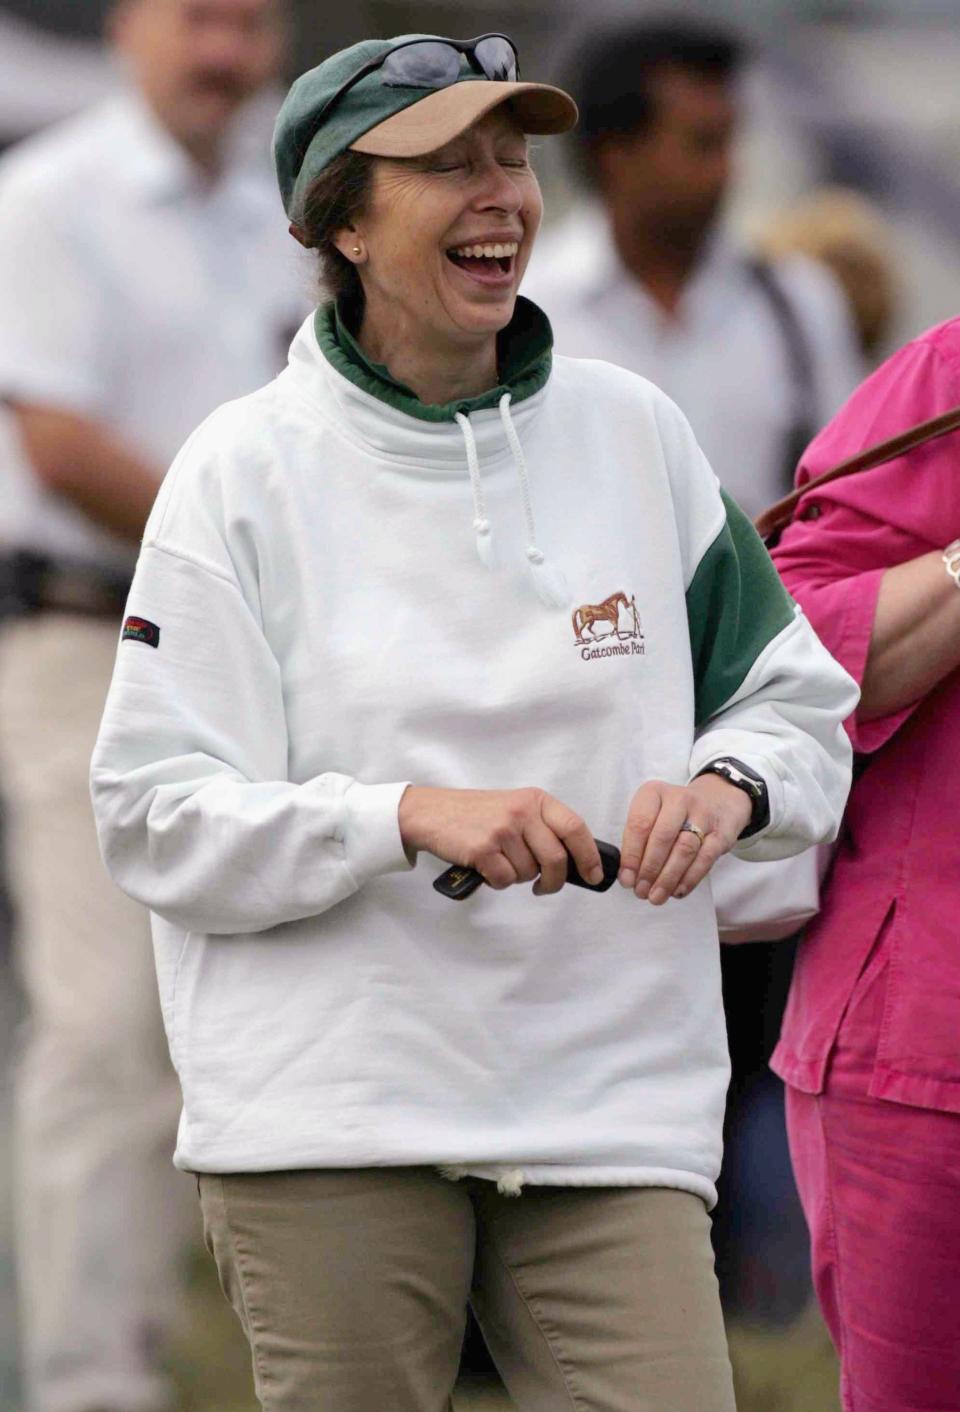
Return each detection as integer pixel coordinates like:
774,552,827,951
785,944,960,1412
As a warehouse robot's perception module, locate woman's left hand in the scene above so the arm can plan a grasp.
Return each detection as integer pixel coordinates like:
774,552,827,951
618,775,753,904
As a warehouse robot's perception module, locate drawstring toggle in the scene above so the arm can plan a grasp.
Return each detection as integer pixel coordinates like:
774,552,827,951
499,393,569,609
525,545,569,609
473,515,495,568
455,398,570,607
457,410,496,571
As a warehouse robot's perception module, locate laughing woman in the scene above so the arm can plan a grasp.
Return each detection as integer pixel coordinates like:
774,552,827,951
91,34,856,1412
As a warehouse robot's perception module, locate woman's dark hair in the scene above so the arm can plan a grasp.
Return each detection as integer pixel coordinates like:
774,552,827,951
301,150,376,308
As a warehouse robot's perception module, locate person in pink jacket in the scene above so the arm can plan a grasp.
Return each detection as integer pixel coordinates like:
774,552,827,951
770,316,960,1412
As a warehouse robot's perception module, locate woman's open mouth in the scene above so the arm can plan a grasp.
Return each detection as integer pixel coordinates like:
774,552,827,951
446,240,518,286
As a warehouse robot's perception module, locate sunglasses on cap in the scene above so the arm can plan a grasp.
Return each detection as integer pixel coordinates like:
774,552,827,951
312,34,521,132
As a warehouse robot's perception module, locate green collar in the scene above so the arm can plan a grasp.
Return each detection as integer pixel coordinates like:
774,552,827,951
315,296,553,423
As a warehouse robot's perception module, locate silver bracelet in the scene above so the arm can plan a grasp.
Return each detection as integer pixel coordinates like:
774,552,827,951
943,539,960,590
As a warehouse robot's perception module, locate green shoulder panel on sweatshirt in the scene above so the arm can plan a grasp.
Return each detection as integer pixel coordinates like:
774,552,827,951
686,490,796,728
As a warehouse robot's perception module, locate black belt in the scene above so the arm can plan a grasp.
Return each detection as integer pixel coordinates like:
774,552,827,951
0,550,131,621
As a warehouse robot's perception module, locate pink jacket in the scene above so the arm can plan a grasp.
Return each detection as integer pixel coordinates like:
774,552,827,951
770,317,960,1115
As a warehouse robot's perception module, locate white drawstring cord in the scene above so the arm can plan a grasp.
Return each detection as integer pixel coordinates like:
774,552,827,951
454,409,495,569
495,1168,525,1197
498,393,569,609
498,394,538,555
437,1164,526,1197
454,397,568,607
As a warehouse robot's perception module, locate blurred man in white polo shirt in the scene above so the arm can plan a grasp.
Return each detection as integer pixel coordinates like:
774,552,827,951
525,19,862,520
525,17,862,1327
0,3,305,1408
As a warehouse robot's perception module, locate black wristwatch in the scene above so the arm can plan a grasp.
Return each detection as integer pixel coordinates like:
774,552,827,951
693,757,770,838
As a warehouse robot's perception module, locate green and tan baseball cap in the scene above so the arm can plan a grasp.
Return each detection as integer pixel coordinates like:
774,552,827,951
274,34,578,222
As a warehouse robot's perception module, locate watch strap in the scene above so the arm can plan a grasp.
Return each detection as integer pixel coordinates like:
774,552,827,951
694,757,770,838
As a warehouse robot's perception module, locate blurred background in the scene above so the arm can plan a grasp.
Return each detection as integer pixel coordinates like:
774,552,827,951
5,0,960,339
2,2,960,1410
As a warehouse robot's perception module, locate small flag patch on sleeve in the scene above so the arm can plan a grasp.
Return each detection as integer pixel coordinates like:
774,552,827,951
121,616,160,648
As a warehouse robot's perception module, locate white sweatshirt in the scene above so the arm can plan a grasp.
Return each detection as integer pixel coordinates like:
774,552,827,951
91,309,857,1205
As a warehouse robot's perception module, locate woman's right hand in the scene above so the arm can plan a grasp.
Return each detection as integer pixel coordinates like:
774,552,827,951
399,786,603,895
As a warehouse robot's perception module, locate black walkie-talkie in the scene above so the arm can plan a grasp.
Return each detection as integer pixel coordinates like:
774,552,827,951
433,839,621,901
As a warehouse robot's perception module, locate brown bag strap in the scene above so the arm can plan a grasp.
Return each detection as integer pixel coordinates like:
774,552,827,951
754,403,960,542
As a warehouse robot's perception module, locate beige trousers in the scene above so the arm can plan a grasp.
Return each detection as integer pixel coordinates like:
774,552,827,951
0,615,193,1412
199,1168,737,1412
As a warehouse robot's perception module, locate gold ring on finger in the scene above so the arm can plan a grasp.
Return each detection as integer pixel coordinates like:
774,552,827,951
679,821,705,845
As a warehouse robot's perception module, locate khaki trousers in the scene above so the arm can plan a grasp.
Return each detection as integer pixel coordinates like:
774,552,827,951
0,615,193,1412
199,1168,737,1412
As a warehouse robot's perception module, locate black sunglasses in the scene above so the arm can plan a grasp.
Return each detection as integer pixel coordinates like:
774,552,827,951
312,34,520,133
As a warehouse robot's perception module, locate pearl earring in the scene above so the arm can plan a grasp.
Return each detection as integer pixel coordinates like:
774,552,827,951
352,246,362,257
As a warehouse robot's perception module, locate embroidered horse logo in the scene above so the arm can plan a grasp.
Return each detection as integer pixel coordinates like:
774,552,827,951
572,591,641,645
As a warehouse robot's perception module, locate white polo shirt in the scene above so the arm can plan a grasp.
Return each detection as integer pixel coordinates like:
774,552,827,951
0,89,309,571
523,204,863,520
